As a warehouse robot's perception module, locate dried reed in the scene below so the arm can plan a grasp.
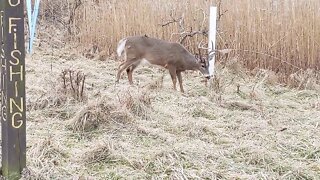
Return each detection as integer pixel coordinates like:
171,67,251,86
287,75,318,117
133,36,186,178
53,0,320,76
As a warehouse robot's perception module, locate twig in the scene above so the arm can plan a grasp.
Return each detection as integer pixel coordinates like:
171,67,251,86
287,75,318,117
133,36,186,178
80,75,86,99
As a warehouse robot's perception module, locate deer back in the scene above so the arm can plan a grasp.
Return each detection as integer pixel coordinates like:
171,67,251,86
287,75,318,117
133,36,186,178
125,36,200,70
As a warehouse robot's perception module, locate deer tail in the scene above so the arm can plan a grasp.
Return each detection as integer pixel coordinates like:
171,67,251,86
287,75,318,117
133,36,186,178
116,38,127,57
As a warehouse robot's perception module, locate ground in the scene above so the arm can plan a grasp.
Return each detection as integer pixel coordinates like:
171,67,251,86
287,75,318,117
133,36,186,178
1,27,320,179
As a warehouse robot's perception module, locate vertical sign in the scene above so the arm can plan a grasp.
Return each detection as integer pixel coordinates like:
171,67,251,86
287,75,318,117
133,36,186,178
0,0,26,179
208,6,217,77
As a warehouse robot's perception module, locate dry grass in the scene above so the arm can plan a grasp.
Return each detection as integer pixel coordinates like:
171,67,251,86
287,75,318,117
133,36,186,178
0,1,316,179
116,90,153,119
67,95,133,132
82,142,116,165
15,24,320,179
22,137,67,179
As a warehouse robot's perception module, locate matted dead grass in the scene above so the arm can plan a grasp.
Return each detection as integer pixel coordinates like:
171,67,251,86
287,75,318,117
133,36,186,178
67,96,133,132
8,24,319,179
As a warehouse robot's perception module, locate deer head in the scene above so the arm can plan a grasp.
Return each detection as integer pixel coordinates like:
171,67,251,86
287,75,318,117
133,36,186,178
196,48,210,79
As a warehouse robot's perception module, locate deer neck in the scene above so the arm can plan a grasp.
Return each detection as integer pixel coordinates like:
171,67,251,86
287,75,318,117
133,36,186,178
185,56,201,70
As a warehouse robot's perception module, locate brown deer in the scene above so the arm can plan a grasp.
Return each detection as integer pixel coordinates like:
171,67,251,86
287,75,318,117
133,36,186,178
116,35,211,93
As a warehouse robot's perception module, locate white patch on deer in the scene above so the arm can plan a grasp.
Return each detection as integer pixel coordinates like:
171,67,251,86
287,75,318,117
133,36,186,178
139,58,165,70
140,58,151,66
117,38,127,57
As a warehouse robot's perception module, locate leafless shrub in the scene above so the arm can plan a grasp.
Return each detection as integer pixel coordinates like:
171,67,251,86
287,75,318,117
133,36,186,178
41,0,71,24
60,69,87,102
67,0,83,34
161,9,208,45
41,0,83,33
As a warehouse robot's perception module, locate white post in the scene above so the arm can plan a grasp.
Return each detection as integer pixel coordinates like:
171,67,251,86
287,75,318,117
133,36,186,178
29,0,41,54
26,0,32,52
208,6,217,77
26,0,41,54
26,0,32,35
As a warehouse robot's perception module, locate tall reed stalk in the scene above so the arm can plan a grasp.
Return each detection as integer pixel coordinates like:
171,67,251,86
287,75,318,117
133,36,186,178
43,0,320,75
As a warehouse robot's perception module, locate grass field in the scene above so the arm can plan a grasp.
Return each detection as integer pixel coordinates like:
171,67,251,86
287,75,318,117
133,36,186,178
0,0,318,179
12,23,320,179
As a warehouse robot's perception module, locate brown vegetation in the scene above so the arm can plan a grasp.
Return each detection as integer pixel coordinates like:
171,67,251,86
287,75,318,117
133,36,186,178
17,0,320,179
41,0,320,76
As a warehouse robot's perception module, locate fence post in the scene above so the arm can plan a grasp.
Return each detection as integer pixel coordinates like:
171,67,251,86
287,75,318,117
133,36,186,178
0,0,26,179
208,6,217,77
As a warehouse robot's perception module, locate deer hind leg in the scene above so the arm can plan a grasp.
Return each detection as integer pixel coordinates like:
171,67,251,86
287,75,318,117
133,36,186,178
168,65,177,91
118,61,126,70
177,71,184,93
116,58,139,83
126,62,139,85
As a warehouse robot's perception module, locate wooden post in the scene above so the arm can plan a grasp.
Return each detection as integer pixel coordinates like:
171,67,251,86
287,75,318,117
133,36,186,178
0,0,26,179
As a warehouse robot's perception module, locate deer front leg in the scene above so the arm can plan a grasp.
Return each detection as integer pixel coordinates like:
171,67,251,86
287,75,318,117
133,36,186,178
168,65,177,91
177,71,184,93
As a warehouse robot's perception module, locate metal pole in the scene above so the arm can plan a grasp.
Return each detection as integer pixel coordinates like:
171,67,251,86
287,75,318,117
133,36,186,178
0,0,26,179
